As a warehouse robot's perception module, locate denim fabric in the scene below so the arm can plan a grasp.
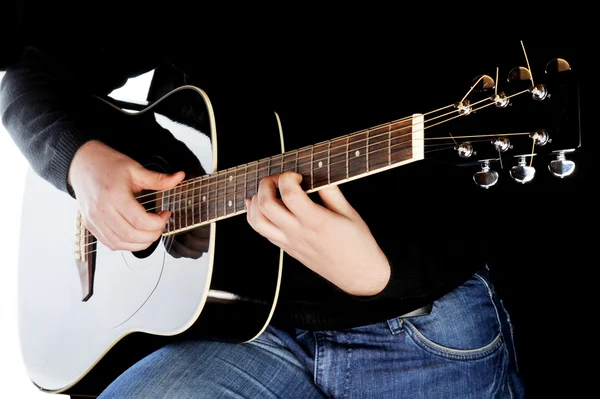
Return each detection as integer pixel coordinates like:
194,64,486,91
99,266,524,398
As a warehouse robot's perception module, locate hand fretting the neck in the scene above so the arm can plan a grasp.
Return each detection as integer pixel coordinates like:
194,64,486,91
158,114,423,236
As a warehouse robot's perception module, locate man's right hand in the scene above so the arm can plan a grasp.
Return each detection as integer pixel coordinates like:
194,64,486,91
68,140,185,252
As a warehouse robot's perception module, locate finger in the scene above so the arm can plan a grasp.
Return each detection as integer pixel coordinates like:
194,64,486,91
99,220,153,252
317,184,358,219
257,175,299,229
133,167,185,192
170,238,204,259
109,208,164,244
83,218,116,251
177,231,210,253
246,196,287,244
120,195,172,231
277,172,326,224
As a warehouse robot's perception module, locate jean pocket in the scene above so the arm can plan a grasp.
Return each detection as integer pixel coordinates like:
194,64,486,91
397,271,505,360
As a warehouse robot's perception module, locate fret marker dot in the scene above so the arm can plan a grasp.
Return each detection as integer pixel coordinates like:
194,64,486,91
355,150,360,157
187,199,192,206
202,195,206,202
229,175,233,182
318,161,323,168
228,200,233,207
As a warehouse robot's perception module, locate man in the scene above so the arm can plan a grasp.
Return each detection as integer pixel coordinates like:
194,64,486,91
1,10,527,397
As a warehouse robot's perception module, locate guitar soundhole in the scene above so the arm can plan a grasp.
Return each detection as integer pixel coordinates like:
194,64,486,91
132,239,160,259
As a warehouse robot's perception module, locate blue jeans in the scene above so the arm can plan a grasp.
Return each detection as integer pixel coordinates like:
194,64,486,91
99,266,524,398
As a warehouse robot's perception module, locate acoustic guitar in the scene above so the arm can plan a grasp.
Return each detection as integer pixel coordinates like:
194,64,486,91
16,42,581,396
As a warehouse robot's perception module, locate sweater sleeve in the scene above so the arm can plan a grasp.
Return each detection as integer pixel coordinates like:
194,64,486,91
0,44,160,196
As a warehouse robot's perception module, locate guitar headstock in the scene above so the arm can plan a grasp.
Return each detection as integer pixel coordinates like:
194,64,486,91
426,40,581,189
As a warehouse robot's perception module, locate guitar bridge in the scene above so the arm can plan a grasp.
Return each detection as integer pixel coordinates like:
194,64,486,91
74,211,96,301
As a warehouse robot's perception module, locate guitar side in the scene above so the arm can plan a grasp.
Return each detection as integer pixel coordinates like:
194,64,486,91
17,86,284,395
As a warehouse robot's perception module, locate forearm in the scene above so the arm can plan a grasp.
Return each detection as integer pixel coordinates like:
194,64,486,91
0,45,157,195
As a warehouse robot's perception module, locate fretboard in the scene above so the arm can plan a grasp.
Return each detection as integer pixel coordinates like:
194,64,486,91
157,114,424,235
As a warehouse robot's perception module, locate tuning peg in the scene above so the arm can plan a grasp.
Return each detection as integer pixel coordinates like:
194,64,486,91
473,159,499,189
510,154,536,184
548,149,576,178
508,66,548,101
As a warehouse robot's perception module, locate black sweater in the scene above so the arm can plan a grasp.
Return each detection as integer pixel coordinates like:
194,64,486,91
1,27,498,330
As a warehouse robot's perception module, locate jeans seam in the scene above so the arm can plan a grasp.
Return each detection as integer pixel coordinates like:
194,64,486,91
314,332,322,389
404,319,503,358
474,272,519,367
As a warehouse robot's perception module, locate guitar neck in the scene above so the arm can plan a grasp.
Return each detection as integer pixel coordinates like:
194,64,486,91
158,114,425,235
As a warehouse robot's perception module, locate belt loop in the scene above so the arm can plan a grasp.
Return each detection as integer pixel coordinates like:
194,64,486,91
386,317,403,335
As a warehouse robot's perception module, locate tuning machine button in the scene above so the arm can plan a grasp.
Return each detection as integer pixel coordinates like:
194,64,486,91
492,137,511,152
493,92,510,108
531,129,551,146
549,149,576,178
454,100,472,116
530,84,548,101
473,159,499,189
510,154,536,184
455,142,475,158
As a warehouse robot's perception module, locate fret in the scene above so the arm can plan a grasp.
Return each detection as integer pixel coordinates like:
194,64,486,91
225,168,236,216
246,161,259,199
190,179,196,226
200,176,208,224
366,129,369,173
183,181,190,229
346,136,349,179
328,141,331,184
388,124,392,166
208,173,218,221
347,130,368,179
235,165,246,213
216,173,226,218
282,151,298,175
164,188,173,233
390,118,414,164
329,136,347,184
175,184,182,231
368,124,392,172
269,155,283,176
257,159,270,188
296,147,312,191
312,142,329,189
310,147,314,189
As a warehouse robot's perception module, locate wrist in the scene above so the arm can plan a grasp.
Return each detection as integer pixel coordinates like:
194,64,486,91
68,140,102,187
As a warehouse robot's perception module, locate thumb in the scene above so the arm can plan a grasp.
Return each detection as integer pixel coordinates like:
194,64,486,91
133,167,185,191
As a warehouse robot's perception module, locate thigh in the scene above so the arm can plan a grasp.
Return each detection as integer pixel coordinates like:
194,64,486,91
98,334,326,399
284,267,524,399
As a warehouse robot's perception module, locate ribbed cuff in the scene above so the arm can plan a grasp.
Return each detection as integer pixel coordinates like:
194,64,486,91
49,125,96,198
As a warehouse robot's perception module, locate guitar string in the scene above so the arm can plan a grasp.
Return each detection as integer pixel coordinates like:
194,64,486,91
140,132,532,217
78,140,455,255
80,89,531,254
81,135,535,255
135,93,519,206
136,89,527,208
79,131,531,257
